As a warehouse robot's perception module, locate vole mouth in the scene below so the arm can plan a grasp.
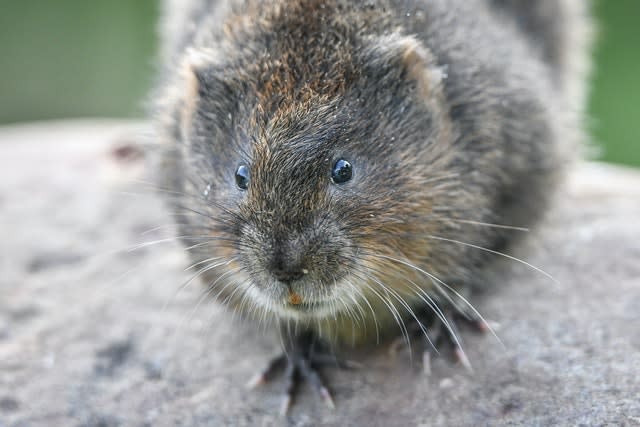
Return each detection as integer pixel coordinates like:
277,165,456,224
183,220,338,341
284,288,329,312
279,296,336,319
286,299,329,311
246,283,338,319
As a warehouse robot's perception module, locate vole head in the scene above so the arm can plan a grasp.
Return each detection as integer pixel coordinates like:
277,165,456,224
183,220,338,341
167,5,455,323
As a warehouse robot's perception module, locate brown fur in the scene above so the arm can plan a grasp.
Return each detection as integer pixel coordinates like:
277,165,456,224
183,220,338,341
154,0,592,347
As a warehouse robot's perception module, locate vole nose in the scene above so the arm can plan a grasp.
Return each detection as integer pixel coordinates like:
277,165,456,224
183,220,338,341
272,265,305,283
269,250,307,283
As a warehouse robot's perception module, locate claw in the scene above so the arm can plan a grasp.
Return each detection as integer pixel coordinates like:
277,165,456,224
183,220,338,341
453,347,473,373
249,334,347,413
422,351,432,376
388,336,407,359
279,395,292,416
247,354,287,389
475,319,490,333
319,386,336,410
390,304,484,374
246,372,266,389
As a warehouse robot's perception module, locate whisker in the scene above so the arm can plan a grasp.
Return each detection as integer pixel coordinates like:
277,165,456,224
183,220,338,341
137,223,179,236
427,235,558,285
364,252,503,348
353,275,408,342
126,235,207,252
345,277,380,344
162,258,235,312
231,280,255,324
347,270,415,357
349,264,439,352
341,283,368,331
447,219,529,232
169,266,239,345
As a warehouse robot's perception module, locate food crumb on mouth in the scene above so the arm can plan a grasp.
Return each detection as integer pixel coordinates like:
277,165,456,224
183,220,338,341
288,291,303,305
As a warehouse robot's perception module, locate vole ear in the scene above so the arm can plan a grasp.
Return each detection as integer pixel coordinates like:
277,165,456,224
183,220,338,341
362,33,446,99
180,48,217,120
177,47,220,140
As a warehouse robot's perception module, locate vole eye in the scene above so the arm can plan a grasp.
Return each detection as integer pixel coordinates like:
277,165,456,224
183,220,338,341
235,164,250,190
331,159,353,184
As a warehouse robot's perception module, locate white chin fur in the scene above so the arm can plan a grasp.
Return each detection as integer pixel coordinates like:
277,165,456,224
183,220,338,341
243,283,346,321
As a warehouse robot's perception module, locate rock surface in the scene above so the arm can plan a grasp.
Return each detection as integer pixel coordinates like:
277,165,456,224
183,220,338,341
0,120,638,427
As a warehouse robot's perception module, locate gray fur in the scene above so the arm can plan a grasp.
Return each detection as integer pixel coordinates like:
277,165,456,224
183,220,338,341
154,0,592,345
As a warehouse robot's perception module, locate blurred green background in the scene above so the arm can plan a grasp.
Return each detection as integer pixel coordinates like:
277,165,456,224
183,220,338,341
0,1,638,167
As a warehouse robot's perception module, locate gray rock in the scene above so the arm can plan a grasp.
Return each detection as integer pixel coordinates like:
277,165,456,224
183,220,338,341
0,121,638,427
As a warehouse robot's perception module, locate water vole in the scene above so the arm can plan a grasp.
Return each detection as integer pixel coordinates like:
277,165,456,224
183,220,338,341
154,0,591,412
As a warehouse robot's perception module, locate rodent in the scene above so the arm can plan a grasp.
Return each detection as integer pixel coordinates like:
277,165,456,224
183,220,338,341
153,0,591,411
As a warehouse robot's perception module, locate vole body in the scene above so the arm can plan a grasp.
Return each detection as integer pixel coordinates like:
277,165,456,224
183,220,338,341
154,0,591,407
